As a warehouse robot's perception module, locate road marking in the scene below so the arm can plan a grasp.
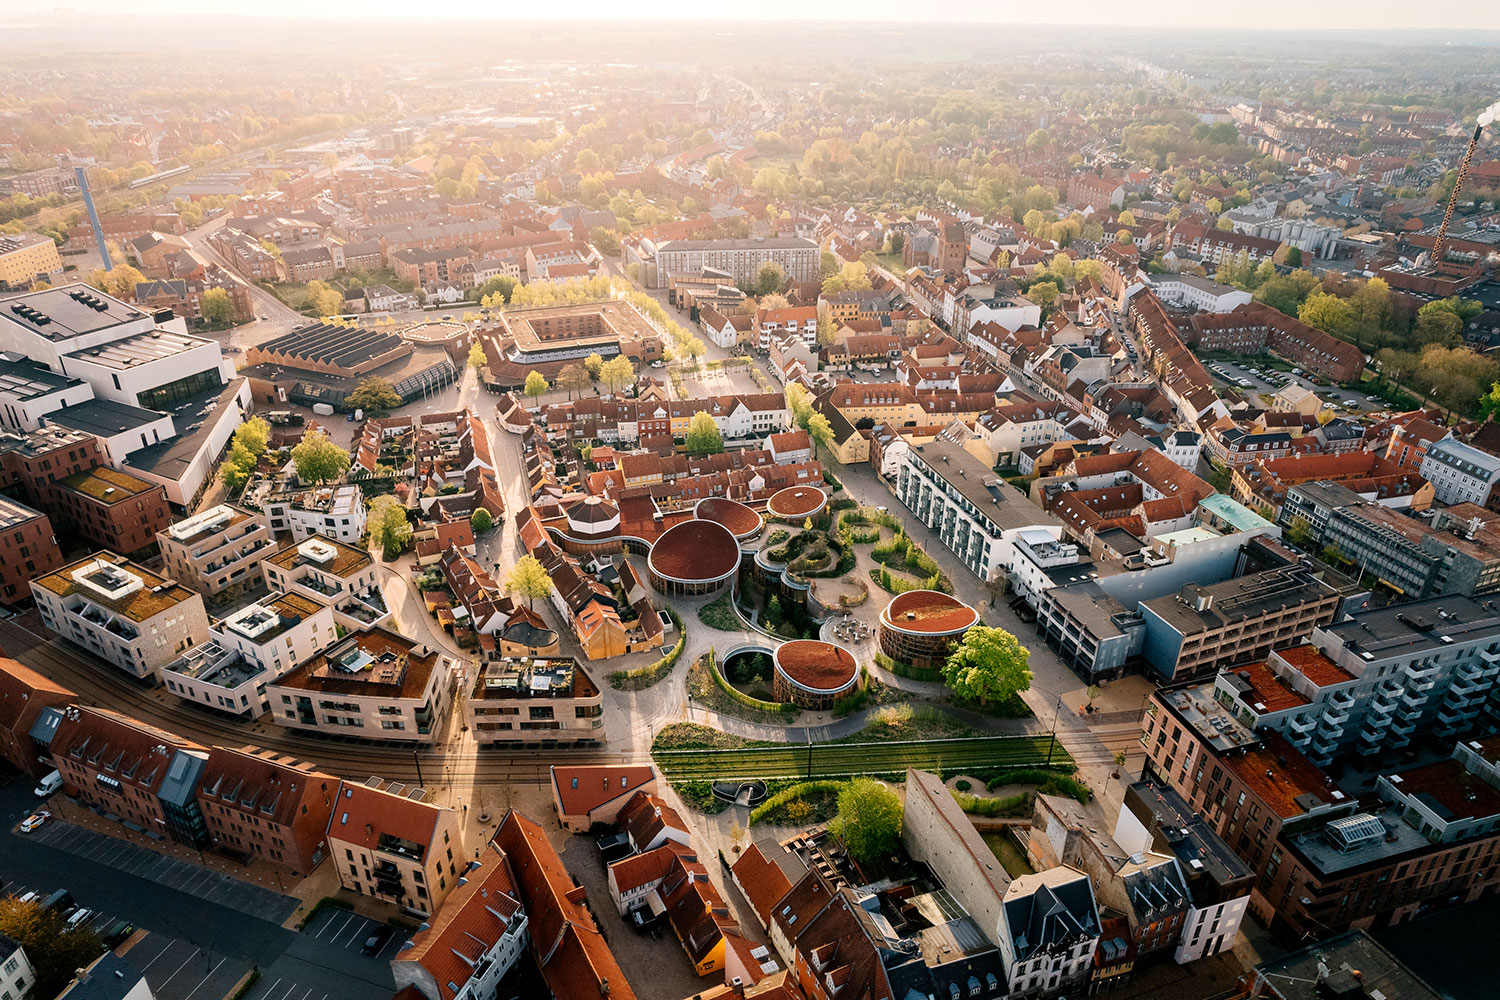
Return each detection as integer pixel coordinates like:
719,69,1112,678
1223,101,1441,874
157,949,201,990
182,957,226,1000
338,916,369,946
275,983,298,1000
256,978,281,1000
139,938,176,972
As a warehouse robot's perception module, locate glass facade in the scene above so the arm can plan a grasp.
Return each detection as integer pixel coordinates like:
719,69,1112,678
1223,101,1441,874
136,368,224,410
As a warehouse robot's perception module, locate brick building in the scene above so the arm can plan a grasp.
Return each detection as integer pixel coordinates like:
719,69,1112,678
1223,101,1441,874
49,466,172,557
0,495,63,604
196,746,337,875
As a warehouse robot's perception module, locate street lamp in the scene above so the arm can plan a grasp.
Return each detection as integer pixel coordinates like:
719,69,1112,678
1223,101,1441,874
411,749,426,786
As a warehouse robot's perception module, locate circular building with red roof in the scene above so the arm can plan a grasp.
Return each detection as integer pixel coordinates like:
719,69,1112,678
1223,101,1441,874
766,486,826,523
693,497,762,541
878,590,979,669
772,640,861,709
647,518,741,596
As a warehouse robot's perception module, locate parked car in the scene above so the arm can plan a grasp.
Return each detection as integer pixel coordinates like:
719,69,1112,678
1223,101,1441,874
361,926,395,955
20,811,49,833
595,831,632,863
102,919,136,948
66,908,94,928
34,770,60,797
40,889,73,914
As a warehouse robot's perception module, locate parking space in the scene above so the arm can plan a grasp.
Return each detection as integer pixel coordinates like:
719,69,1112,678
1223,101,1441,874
24,819,298,924
298,907,403,957
1,875,120,935
122,932,250,1000
230,906,405,1000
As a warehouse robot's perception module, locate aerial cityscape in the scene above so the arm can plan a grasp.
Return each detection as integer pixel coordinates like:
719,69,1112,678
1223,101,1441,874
2,12,1500,1000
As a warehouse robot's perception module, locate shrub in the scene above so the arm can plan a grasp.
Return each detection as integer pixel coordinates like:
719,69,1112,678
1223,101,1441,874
874,650,942,682
952,790,1032,817
707,651,797,715
698,592,739,631
749,779,846,825
610,610,685,689
985,768,1090,803
954,779,972,792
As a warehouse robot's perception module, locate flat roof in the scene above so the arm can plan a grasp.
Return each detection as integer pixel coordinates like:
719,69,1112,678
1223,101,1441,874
1252,930,1445,1000
57,465,157,503
1197,493,1273,532
1274,644,1357,687
124,379,246,483
264,535,373,579
1144,566,1336,636
33,552,198,622
1321,595,1500,661
0,493,46,530
1221,661,1311,713
0,283,145,339
271,626,438,700
0,357,85,400
65,328,211,370
49,397,165,437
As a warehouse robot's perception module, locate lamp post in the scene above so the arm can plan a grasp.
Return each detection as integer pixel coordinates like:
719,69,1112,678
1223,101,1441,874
411,749,426,786
1045,693,1063,767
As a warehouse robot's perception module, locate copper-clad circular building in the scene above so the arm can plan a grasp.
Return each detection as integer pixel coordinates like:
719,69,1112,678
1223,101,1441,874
878,590,979,669
772,639,860,709
646,519,741,596
766,486,827,522
693,497,763,541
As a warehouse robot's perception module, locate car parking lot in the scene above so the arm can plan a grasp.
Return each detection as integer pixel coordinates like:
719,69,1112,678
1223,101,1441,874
240,906,407,1000
1207,358,1380,413
121,932,251,1000
23,819,299,923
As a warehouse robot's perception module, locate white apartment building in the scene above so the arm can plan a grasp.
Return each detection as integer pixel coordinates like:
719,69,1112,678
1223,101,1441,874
647,237,818,289
894,439,1062,581
998,868,1101,996
257,483,367,544
32,553,209,680
1008,528,1089,610
1216,596,1500,767
1419,438,1500,507
260,536,388,631
157,503,275,597
161,591,337,718
1149,274,1252,313
266,626,454,743
0,933,36,1000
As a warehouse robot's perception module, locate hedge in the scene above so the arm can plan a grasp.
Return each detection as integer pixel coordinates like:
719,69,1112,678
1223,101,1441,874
952,789,1032,818
986,768,1091,803
707,651,797,715
875,650,942,682
749,779,846,825
610,610,685,689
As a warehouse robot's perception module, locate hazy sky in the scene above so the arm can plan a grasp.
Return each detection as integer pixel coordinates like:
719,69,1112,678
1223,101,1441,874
9,0,1500,30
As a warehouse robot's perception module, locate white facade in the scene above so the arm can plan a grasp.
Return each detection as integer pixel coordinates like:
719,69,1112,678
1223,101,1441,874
1149,275,1252,313
261,484,368,544
0,938,36,1000
1008,528,1083,609
1175,895,1249,963
1419,438,1500,507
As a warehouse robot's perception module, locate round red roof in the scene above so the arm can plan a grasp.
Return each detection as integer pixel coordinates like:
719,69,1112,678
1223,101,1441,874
766,486,827,520
648,518,741,583
694,497,762,539
880,590,979,635
774,640,859,693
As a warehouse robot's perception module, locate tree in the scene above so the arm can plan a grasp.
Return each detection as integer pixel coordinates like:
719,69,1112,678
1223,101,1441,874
1412,308,1463,348
291,428,349,485
1285,516,1316,550
1298,292,1354,338
220,440,258,494
556,363,591,400
506,554,554,609
346,377,401,412
786,382,814,430
1480,381,1500,420
305,279,344,317
833,778,902,866
475,276,516,305
0,896,104,1000
201,287,234,324
467,341,487,370
523,370,549,401
756,261,786,296
1284,247,1303,267
820,250,839,278
590,227,621,255
1205,197,1223,215
684,411,724,454
759,293,791,311
368,495,413,556
470,507,494,533
941,625,1032,706
1116,229,1134,244
584,353,605,380
1026,128,1052,149
1027,282,1059,311
1116,210,1137,227
807,411,834,462
85,262,145,300
599,355,634,394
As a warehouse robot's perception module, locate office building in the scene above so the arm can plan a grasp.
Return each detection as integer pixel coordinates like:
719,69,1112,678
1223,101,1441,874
1420,437,1500,506
650,237,818,289
32,553,209,680
0,494,62,604
0,233,63,289
196,746,337,875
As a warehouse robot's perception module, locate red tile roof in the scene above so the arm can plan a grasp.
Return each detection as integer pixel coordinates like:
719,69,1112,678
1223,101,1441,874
551,765,657,819
1222,733,1343,819
608,841,695,895
731,844,794,927
327,780,449,854
399,840,523,1000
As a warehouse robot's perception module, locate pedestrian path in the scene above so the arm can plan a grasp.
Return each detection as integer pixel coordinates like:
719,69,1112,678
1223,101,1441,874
27,819,298,923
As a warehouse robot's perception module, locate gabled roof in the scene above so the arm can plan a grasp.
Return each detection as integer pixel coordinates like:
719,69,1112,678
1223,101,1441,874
551,764,657,819
397,839,524,1000
326,779,450,856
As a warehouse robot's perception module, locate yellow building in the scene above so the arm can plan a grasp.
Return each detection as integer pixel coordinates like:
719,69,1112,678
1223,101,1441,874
0,233,63,289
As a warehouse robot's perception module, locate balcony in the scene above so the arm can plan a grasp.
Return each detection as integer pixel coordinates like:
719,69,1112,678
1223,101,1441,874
1389,715,1418,737
1399,688,1430,712
1287,714,1317,735
1319,703,1351,727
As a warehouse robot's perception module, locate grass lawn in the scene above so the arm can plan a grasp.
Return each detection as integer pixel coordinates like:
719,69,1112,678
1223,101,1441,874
983,832,1036,878
652,728,1070,781
264,282,310,311
875,251,907,274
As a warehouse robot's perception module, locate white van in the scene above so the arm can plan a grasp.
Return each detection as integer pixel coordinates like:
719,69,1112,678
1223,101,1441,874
66,908,94,928
34,770,61,797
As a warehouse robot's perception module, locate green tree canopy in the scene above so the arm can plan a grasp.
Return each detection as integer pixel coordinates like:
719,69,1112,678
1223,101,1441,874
305,279,344,316
467,341,487,370
833,778,903,865
470,507,494,533
684,411,724,454
368,495,412,557
756,261,786,296
941,625,1033,706
506,554,554,609
786,382,814,430
584,353,605,379
1298,292,1354,338
556,363,591,400
290,428,349,485
807,411,834,461
523,370,549,400
475,275,516,305
599,355,634,393
345,377,401,412
200,286,234,324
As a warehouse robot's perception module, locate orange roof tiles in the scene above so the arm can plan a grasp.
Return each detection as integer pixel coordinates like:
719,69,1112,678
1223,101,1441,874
399,840,523,1000
1222,733,1343,819
552,765,657,819
327,780,450,855
730,843,794,928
